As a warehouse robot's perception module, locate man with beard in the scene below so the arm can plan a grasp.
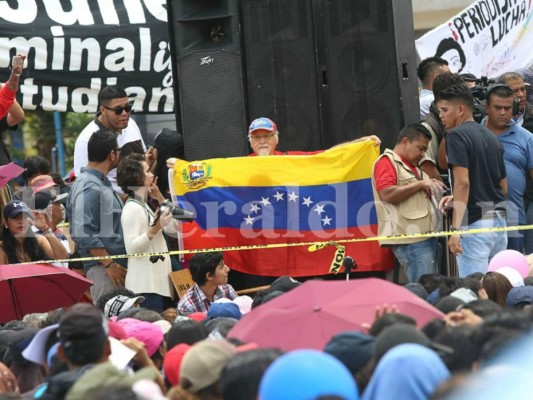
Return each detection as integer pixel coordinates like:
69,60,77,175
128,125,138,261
73,85,146,192
67,129,127,302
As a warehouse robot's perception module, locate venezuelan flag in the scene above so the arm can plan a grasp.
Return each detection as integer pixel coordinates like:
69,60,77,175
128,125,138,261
172,141,394,277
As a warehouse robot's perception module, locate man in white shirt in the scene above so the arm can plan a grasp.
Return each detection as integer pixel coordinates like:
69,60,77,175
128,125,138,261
73,86,146,192
417,57,450,118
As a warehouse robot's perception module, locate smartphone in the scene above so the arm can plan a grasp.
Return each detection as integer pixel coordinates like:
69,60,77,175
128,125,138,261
12,55,23,68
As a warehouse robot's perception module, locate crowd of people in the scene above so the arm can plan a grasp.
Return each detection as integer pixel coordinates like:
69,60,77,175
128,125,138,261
0,49,532,399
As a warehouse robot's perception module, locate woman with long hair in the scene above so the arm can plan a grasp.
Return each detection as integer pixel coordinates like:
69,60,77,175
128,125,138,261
117,153,177,311
0,200,68,264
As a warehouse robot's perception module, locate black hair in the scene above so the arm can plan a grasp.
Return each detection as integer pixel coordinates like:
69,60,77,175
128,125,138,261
435,38,466,72
116,307,145,321
98,85,128,106
134,309,163,323
1,225,44,264
116,153,145,198
421,318,446,341
418,273,443,295
524,276,533,286
438,83,475,110
368,313,416,337
461,299,502,318
166,319,209,350
22,156,50,182
220,349,284,400
94,287,136,313
153,130,185,198
417,57,449,82
432,73,465,100
189,252,224,286
486,84,514,104
87,128,118,163
436,326,478,372
396,122,432,144
62,336,107,366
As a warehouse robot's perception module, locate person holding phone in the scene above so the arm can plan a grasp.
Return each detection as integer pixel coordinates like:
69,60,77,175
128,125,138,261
0,200,68,264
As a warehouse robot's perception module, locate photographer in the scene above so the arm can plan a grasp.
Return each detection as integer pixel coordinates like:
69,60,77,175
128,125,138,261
117,153,178,311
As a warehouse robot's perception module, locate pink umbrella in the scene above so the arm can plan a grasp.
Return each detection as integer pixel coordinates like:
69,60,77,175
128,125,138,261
0,263,93,323
229,278,444,351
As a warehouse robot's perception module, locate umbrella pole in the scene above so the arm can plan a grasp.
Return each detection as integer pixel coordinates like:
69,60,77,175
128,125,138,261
8,280,22,320
343,256,356,281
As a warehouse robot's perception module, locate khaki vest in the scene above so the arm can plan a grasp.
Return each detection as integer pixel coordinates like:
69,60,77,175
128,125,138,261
371,149,439,246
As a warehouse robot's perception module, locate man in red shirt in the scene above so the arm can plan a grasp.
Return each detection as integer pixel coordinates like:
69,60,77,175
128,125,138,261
247,117,380,156
372,123,446,282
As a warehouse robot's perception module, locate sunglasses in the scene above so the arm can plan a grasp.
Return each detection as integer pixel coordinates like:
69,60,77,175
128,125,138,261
102,102,133,115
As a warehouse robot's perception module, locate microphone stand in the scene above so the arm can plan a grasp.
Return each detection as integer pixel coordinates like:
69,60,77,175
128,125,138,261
343,256,357,281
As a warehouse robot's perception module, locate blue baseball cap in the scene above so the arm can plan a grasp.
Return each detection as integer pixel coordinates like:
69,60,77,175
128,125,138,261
248,117,278,135
4,200,33,219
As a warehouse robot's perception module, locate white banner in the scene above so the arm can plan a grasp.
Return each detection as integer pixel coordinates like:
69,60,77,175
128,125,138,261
416,0,533,78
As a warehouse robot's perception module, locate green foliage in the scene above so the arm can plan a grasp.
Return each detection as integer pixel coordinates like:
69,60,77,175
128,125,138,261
19,110,93,171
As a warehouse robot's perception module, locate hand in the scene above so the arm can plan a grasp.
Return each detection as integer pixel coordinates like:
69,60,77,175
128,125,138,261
448,234,463,255
148,177,165,203
359,135,381,146
11,54,25,76
439,195,454,215
145,146,156,169
166,157,177,169
121,337,153,368
0,362,18,394
161,308,178,323
147,207,172,239
31,211,49,232
106,262,127,287
444,308,483,327
361,303,397,333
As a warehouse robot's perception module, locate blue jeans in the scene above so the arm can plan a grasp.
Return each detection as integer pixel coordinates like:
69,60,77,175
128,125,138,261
391,238,438,282
456,211,507,277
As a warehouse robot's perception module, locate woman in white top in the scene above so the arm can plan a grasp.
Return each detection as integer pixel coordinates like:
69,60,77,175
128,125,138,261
117,153,177,311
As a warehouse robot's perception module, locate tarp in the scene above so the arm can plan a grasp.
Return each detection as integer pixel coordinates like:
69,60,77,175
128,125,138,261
0,1,173,113
416,0,533,78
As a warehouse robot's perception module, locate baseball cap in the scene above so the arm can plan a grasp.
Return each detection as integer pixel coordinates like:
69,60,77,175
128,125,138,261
22,324,59,366
66,362,159,400
179,339,236,393
506,286,533,308
248,117,277,135
29,190,68,210
4,200,33,219
259,350,358,400
324,331,375,374
233,295,253,315
163,343,191,386
495,267,525,288
207,302,242,321
104,295,145,318
268,276,301,294
118,318,164,357
30,175,57,193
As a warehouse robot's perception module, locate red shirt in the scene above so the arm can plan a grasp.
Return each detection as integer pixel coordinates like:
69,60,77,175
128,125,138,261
0,84,16,120
374,155,421,192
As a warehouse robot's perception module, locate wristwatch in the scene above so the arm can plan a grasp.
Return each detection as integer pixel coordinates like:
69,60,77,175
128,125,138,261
450,226,460,232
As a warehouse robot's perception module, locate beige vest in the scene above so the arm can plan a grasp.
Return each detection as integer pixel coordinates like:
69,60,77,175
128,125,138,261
371,149,439,245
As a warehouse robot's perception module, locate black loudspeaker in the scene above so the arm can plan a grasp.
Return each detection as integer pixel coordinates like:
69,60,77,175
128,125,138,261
240,0,418,151
166,0,249,161
321,0,419,150
240,0,323,151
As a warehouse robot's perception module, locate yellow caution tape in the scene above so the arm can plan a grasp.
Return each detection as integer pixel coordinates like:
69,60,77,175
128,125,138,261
15,223,530,267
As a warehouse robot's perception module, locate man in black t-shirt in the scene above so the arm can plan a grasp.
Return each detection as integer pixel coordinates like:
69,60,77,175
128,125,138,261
437,84,507,277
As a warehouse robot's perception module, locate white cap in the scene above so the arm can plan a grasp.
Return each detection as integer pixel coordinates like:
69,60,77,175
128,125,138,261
104,295,145,318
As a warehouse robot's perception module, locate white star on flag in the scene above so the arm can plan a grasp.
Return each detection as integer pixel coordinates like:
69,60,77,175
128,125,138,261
244,215,255,225
313,204,325,215
288,191,299,202
322,215,332,226
250,203,260,213
260,197,271,207
302,196,314,207
274,191,284,201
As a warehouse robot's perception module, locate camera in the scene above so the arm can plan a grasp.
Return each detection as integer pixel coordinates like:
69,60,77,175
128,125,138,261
463,76,495,123
149,255,165,264
159,200,196,222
